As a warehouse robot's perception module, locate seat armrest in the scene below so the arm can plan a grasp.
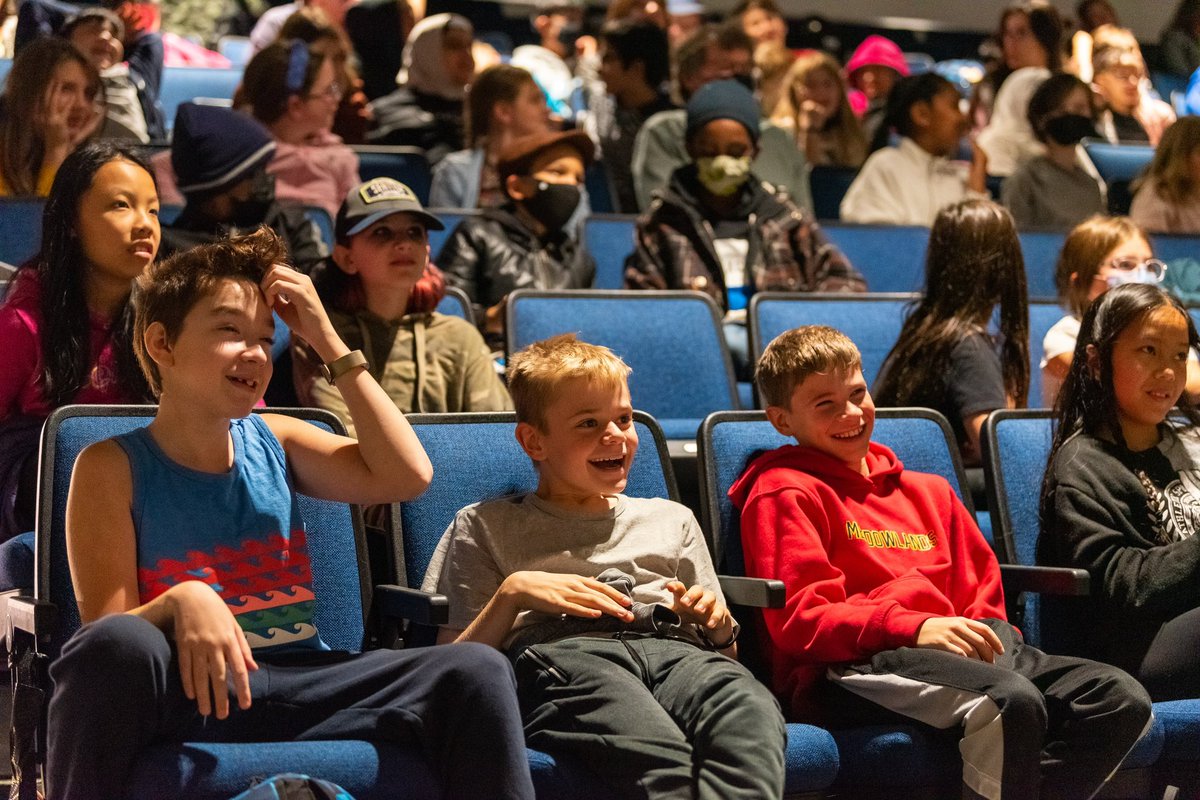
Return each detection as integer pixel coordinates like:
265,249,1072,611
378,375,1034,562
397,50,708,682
718,576,785,608
999,564,1091,597
5,595,56,644
374,584,449,626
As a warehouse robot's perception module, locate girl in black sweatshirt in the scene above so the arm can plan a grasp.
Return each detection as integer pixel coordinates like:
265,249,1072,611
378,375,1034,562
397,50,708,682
1040,283,1200,700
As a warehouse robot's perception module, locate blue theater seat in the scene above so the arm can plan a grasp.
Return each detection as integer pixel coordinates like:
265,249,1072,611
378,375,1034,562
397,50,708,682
353,146,432,205
983,410,1193,797
506,289,740,440
159,67,244,135
7,406,449,799
749,293,914,389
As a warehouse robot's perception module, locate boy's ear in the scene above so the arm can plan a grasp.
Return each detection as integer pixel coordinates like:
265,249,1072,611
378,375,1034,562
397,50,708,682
506,174,532,201
1085,343,1101,379
514,421,547,462
332,243,355,273
143,320,174,370
285,93,305,119
764,404,794,437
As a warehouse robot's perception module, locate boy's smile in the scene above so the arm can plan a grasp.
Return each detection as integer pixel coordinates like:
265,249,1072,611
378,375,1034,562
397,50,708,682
517,377,639,512
157,278,275,418
766,366,876,475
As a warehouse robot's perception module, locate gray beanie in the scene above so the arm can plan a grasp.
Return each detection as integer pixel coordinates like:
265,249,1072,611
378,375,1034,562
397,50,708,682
685,79,761,144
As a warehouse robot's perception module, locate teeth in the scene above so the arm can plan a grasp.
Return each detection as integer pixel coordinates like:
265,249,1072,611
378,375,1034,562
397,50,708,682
832,426,863,440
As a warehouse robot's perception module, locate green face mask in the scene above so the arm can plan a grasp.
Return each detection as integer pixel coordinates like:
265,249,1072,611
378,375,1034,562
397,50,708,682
695,155,753,197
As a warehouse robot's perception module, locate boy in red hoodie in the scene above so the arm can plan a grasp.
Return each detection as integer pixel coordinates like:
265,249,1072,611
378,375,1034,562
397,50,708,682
730,325,1152,800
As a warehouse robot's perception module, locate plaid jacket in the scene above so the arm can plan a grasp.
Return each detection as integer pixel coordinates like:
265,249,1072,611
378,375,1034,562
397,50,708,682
624,170,865,310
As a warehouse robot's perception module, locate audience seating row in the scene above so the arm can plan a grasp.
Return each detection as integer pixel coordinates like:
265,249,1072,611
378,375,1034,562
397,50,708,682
8,396,1190,797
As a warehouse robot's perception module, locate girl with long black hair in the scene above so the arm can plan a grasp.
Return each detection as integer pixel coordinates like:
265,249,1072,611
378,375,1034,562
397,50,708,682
873,198,1030,465
0,140,158,539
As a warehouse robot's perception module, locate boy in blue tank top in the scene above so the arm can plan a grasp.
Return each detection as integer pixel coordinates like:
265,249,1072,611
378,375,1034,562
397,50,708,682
45,227,535,800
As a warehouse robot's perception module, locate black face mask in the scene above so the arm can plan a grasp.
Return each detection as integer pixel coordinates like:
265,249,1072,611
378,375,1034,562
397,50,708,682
229,170,276,228
521,181,581,233
1043,113,1098,146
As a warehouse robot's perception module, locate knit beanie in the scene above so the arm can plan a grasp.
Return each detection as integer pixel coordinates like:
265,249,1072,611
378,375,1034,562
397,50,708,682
685,79,761,144
171,103,277,196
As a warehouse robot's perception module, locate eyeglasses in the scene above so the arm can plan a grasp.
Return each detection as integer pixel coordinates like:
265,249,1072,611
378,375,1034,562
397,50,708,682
1107,256,1167,280
307,82,343,102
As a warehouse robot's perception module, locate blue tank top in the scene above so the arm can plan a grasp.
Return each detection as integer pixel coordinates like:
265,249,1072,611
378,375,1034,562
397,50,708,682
116,414,326,653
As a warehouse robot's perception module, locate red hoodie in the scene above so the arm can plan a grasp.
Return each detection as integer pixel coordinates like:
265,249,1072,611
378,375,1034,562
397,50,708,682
728,440,1006,715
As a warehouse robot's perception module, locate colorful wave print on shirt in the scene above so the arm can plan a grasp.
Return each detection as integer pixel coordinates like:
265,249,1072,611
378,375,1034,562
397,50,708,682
137,529,326,652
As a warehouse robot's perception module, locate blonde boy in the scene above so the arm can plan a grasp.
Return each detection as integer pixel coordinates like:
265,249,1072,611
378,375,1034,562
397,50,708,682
732,324,1151,800
422,333,786,800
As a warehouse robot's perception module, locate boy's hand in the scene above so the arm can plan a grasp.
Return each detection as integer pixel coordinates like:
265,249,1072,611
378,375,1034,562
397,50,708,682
666,580,733,640
916,617,1005,662
167,581,258,719
261,264,345,363
502,571,634,621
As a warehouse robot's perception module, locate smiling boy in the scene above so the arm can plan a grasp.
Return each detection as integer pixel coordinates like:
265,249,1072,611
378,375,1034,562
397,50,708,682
731,324,1152,800
422,333,786,799
45,227,534,800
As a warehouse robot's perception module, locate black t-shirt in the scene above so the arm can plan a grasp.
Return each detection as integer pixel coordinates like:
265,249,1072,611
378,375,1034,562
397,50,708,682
1040,426,1200,671
876,330,1007,453
1111,112,1151,143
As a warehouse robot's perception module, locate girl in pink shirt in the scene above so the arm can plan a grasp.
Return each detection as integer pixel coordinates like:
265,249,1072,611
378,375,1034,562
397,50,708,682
0,141,159,539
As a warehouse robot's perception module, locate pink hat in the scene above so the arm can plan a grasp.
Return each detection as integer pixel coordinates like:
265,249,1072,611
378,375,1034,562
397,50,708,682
844,35,910,88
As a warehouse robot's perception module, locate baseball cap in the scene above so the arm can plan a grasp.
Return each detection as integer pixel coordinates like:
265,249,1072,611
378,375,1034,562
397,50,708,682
334,178,445,243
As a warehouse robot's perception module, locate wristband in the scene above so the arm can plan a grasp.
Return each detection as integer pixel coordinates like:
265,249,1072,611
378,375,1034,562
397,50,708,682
701,619,740,650
322,349,368,384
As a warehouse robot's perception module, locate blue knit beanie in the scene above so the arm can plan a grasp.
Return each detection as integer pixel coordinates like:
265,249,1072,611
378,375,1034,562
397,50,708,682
172,103,277,195
685,79,761,144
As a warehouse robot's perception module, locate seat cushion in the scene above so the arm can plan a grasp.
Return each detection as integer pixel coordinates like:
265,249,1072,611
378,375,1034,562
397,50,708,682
1154,699,1200,762
129,741,438,800
530,723,838,798
831,724,960,791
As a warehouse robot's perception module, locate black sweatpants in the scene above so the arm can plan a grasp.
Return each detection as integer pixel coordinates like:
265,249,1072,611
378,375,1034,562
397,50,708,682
46,613,535,800
828,619,1153,800
513,635,787,800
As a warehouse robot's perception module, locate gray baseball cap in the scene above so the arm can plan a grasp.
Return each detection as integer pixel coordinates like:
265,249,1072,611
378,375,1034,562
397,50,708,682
334,178,445,243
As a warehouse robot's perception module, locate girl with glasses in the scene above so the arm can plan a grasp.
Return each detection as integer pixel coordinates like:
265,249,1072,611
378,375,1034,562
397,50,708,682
238,38,361,219
1043,215,1200,407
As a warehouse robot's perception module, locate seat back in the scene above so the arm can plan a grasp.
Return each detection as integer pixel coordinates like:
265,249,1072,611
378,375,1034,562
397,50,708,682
698,408,973,573
1083,140,1153,214
436,285,474,324
820,224,929,293
427,208,471,262
352,146,432,204
1018,230,1066,301
981,409,1058,647
36,406,371,657
809,165,858,221
1028,301,1065,408
506,290,738,438
583,214,637,289
397,411,677,589
160,68,244,134
748,293,914,388
0,198,44,267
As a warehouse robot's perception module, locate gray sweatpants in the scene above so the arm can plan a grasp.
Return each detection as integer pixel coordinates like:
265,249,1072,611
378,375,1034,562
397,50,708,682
513,635,787,800
828,619,1153,800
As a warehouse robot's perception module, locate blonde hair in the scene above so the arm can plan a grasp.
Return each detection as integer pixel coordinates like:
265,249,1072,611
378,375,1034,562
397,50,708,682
772,51,866,168
508,334,632,429
756,325,862,408
1054,214,1147,318
754,41,793,118
1140,116,1200,205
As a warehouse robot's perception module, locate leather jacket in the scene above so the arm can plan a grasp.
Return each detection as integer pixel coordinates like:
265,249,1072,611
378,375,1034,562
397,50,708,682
439,204,596,318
